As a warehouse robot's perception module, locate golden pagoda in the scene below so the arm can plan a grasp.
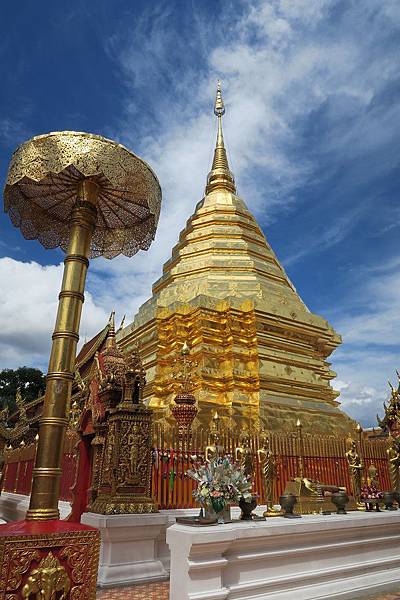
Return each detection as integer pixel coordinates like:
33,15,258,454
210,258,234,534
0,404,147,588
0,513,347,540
118,82,356,435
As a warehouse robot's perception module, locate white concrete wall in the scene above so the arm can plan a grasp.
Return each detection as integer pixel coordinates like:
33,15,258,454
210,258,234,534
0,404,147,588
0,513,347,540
0,491,71,522
167,511,400,600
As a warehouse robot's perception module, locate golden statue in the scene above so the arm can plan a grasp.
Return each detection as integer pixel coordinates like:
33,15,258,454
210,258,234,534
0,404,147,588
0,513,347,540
128,424,142,482
387,435,400,492
205,430,223,463
367,463,379,487
257,436,276,513
345,437,363,500
300,477,346,496
235,434,255,478
21,552,70,600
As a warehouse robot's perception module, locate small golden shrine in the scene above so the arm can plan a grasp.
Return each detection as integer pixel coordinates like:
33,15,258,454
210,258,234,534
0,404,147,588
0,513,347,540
74,312,157,515
118,82,357,435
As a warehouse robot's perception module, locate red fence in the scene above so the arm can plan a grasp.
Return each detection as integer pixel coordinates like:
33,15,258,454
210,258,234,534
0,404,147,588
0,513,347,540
2,427,391,511
2,432,78,503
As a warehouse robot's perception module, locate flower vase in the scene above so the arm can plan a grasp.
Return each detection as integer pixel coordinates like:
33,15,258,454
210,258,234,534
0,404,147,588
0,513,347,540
211,496,226,524
205,500,231,524
204,504,231,523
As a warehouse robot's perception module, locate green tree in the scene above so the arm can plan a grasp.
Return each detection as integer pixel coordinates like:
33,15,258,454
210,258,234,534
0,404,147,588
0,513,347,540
0,367,46,411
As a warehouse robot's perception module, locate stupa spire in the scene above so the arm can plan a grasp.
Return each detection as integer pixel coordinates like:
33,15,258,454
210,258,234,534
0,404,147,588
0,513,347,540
205,81,236,195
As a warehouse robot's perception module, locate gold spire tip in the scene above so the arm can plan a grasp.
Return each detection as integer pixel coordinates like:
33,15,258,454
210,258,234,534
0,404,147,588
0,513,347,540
205,80,236,195
214,80,225,117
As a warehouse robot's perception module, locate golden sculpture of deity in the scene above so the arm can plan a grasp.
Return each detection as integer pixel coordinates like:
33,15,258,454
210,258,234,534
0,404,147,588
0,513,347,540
387,435,400,493
235,434,255,479
345,437,363,501
257,436,275,512
205,430,224,463
128,424,141,481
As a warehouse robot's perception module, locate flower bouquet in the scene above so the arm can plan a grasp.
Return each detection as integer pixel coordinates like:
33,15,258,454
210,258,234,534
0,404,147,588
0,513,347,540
188,456,252,523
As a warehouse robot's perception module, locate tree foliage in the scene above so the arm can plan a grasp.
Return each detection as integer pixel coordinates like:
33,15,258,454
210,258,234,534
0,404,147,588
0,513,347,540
0,367,46,411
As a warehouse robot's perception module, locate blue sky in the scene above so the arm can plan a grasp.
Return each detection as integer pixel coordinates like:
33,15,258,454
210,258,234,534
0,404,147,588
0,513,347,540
1,0,399,427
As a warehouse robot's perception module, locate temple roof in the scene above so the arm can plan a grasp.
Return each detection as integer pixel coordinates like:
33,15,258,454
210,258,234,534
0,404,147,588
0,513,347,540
75,323,110,368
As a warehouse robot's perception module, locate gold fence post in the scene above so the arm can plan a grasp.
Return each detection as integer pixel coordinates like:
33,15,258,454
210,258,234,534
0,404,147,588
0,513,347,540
296,419,304,479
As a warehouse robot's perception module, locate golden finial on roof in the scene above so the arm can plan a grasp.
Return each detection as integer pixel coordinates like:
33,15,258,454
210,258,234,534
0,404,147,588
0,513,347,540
105,310,116,346
205,80,236,195
117,314,126,333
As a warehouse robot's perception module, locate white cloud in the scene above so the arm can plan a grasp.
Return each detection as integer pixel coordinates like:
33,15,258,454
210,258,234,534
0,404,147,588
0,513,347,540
329,258,400,426
0,258,108,370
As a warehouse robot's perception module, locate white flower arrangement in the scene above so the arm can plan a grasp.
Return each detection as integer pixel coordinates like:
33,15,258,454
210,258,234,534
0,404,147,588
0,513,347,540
188,456,253,506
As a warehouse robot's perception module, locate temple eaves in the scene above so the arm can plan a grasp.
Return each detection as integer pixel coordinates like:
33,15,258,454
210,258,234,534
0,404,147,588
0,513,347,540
205,80,236,195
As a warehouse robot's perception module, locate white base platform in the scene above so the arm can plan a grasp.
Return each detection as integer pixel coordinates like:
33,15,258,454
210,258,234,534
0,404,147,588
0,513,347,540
81,512,170,588
0,492,71,522
167,511,400,600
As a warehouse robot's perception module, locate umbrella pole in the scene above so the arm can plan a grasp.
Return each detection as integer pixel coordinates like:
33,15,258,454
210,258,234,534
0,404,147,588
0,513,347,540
26,179,99,520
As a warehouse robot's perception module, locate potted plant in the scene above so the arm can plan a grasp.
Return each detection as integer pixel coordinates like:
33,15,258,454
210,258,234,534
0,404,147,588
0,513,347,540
188,456,253,523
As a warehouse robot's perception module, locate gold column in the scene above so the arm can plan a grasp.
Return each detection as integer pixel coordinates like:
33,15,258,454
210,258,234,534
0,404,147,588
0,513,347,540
27,180,99,520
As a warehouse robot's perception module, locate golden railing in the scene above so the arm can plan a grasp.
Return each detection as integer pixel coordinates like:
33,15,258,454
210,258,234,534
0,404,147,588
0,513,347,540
152,426,391,509
1,425,391,512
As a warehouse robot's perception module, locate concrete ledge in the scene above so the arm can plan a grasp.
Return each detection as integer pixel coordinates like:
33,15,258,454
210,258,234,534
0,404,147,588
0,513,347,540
167,511,400,600
0,492,71,522
82,512,169,588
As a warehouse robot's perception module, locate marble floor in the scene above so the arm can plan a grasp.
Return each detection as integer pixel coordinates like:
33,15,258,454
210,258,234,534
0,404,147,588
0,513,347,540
95,582,400,600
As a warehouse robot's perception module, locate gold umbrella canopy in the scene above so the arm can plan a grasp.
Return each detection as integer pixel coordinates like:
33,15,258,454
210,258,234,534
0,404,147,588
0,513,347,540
4,131,162,259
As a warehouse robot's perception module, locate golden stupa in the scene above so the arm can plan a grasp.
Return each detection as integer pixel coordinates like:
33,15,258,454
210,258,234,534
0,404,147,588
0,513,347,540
118,83,356,435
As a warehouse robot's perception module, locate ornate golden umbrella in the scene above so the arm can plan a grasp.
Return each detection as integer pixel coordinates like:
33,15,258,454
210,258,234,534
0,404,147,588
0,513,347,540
4,131,162,520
